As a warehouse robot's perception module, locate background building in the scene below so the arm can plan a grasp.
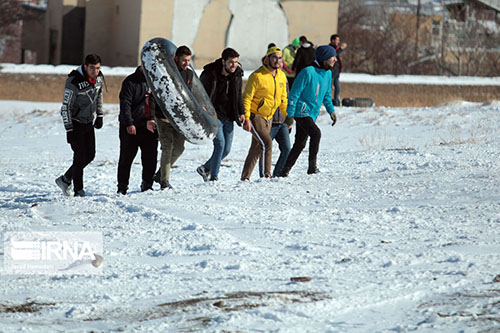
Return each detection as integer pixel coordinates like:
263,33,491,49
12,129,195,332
15,0,340,70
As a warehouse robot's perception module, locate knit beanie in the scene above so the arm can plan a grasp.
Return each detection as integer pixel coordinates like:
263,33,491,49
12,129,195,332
292,38,300,47
266,46,282,57
315,45,337,62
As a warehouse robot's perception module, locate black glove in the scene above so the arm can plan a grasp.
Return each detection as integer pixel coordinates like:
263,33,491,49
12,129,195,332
330,112,337,127
66,130,75,144
284,116,294,127
94,117,103,129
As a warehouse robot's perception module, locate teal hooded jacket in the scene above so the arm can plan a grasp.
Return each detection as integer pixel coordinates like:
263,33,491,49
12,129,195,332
286,62,335,122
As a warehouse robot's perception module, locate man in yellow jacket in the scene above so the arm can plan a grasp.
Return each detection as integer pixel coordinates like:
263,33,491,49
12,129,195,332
241,46,288,180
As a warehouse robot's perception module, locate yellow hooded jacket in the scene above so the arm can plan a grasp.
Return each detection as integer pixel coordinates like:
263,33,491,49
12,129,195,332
243,65,288,120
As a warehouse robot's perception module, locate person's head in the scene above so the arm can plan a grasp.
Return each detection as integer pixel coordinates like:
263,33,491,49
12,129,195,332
83,54,101,80
174,45,192,71
267,42,276,49
221,47,240,74
291,37,300,49
330,34,340,46
315,45,337,70
265,46,282,70
299,36,308,46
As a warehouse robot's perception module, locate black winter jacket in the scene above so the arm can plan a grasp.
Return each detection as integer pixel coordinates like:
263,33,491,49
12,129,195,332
119,66,150,127
293,42,315,76
200,59,244,125
61,65,104,131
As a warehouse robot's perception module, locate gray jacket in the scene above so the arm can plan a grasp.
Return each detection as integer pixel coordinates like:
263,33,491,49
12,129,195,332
61,65,103,132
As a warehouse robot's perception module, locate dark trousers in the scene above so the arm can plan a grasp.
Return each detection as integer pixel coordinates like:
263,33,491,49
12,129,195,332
117,126,158,190
64,122,95,192
284,117,321,170
332,71,341,107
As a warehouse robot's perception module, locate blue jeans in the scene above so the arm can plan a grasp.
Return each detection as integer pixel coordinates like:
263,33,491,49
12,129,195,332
333,72,341,106
203,118,234,179
259,123,291,177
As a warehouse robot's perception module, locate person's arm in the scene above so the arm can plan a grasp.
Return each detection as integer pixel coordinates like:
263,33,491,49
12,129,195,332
286,69,308,119
60,79,77,132
199,69,214,97
323,74,335,115
242,73,258,121
279,75,288,116
118,79,135,128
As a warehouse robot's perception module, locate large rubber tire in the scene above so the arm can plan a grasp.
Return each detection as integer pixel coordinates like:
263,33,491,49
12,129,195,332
141,38,218,144
341,97,375,107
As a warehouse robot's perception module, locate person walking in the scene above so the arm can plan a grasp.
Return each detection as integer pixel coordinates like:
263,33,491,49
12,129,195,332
329,34,347,106
150,46,193,190
55,54,104,197
196,48,245,182
282,37,300,87
116,66,158,195
292,36,315,78
240,46,289,181
280,45,338,177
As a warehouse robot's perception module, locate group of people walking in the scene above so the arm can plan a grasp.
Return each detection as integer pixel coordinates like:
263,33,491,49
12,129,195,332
55,34,347,197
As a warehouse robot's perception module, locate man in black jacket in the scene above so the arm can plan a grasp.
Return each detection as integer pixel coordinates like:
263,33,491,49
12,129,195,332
116,66,158,195
292,36,315,78
55,54,104,197
196,48,245,182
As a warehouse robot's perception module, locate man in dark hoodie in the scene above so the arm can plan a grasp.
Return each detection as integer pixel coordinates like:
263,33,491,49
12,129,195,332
292,36,315,78
116,66,158,195
55,54,104,197
196,47,245,182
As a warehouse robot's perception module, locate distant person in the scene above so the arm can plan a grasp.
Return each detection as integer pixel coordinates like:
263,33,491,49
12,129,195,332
55,54,104,197
280,45,337,177
240,46,288,180
196,47,245,182
150,45,193,190
329,34,347,106
283,37,300,87
116,65,158,195
292,36,315,78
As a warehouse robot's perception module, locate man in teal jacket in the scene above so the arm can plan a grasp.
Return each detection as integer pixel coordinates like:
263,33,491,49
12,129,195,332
280,45,337,177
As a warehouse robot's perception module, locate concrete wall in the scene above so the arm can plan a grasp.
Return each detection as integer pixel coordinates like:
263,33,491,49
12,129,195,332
36,0,339,68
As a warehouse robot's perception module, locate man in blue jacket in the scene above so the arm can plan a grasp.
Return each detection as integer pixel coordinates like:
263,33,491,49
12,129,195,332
280,45,337,177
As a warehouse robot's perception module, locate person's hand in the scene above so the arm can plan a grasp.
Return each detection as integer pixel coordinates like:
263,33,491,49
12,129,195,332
284,116,294,127
243,119,252,132
94,117,103,129
127,125,136,135
146,120,156,133
340,42,347,49
66,130,75,144
239,114,246,124
330,112,337,127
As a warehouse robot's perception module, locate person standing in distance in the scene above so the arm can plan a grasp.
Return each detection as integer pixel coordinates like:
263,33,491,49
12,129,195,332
196,47,245,182
56,54,104,197
329,34,347,106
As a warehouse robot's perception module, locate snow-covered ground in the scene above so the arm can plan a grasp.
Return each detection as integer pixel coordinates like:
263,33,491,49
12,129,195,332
0,96,499,331
2,62,500,86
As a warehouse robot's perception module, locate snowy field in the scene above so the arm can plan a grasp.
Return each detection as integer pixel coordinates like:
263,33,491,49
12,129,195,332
0,96,499,331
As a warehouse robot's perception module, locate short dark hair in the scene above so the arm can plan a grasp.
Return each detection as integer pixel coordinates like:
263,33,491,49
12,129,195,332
330,34,340,42
221,47,239,60
267,43,276,49
299,36,308,43
84,54,101,65
175,45,192,57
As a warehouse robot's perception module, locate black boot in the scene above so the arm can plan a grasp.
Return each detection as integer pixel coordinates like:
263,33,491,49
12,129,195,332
307,160,320,175
280,166,291,177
